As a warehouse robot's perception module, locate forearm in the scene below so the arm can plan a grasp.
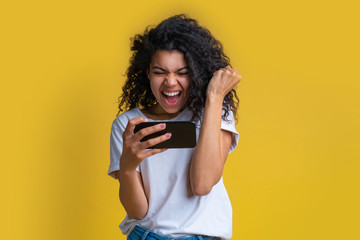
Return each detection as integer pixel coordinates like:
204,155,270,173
190,95,225,195
115,117,172,219
118,170,148,220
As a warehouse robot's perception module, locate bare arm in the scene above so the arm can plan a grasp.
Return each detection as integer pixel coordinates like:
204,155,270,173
115,170,147,220
190,67,241,196
116,117,171,219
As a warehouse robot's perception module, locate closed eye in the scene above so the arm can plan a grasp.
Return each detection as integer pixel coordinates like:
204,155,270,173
177,72,189,75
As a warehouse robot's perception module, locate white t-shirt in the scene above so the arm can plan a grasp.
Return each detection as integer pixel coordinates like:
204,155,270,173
108,107,239,240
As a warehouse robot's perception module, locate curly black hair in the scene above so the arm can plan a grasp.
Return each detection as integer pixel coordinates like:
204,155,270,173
117,14,239,122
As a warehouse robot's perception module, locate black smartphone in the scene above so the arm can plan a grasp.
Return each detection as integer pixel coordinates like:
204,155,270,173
134,121,196,149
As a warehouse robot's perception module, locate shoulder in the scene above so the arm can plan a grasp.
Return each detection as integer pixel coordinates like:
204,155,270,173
112,108,142,130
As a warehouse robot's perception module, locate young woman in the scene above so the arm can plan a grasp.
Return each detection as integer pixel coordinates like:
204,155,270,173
108,14,241,240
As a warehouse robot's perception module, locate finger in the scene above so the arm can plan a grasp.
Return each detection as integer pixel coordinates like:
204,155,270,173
233,68,242,83
138,132,172,150
123,116,148,138
223,67,239,81
221,68,239,91
212,69,223,78
132,122,167,143
226,66,237,76
137,148,168,159
225,66,232,71
220,68,234,82
213,68,230,83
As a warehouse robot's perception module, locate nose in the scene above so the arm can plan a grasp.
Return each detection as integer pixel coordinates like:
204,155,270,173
165,73,177,86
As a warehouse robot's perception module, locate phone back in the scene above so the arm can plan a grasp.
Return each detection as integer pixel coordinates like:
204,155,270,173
134,121,196,149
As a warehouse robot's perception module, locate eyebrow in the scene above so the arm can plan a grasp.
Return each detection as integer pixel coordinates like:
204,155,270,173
152,66,189,72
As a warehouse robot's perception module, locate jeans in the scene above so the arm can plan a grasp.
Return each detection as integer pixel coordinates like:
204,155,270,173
128,226,221,240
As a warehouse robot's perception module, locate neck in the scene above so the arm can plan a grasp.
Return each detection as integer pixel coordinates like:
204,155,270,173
142,104,182,120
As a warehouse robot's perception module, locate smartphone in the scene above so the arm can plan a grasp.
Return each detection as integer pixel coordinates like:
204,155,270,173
134,121,196,149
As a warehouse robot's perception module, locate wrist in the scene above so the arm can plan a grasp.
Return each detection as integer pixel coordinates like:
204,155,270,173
119,168,138,178
206,93,224,106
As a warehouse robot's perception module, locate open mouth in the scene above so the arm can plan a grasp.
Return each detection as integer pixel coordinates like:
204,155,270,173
162,91,181,106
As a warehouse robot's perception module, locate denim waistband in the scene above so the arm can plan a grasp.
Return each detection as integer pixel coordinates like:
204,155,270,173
128,225,221,240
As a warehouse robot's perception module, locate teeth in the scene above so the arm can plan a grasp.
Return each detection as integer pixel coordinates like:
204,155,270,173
163,91,180,96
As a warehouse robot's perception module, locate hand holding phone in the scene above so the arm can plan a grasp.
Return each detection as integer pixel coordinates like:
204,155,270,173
120,117,170,173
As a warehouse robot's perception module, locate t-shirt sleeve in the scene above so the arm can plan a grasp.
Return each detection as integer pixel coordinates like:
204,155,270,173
220,110,239,153
107,117,140,180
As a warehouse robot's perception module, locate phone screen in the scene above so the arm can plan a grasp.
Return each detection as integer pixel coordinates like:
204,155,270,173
134,121,196,149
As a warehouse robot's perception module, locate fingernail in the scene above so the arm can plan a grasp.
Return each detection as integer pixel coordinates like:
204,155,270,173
166,133,172,138
160,123,166,128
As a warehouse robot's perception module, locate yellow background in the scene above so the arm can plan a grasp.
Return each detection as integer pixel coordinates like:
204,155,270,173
1,0,359,239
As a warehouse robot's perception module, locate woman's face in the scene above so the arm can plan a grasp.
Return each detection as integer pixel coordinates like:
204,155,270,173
147,50,191,116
